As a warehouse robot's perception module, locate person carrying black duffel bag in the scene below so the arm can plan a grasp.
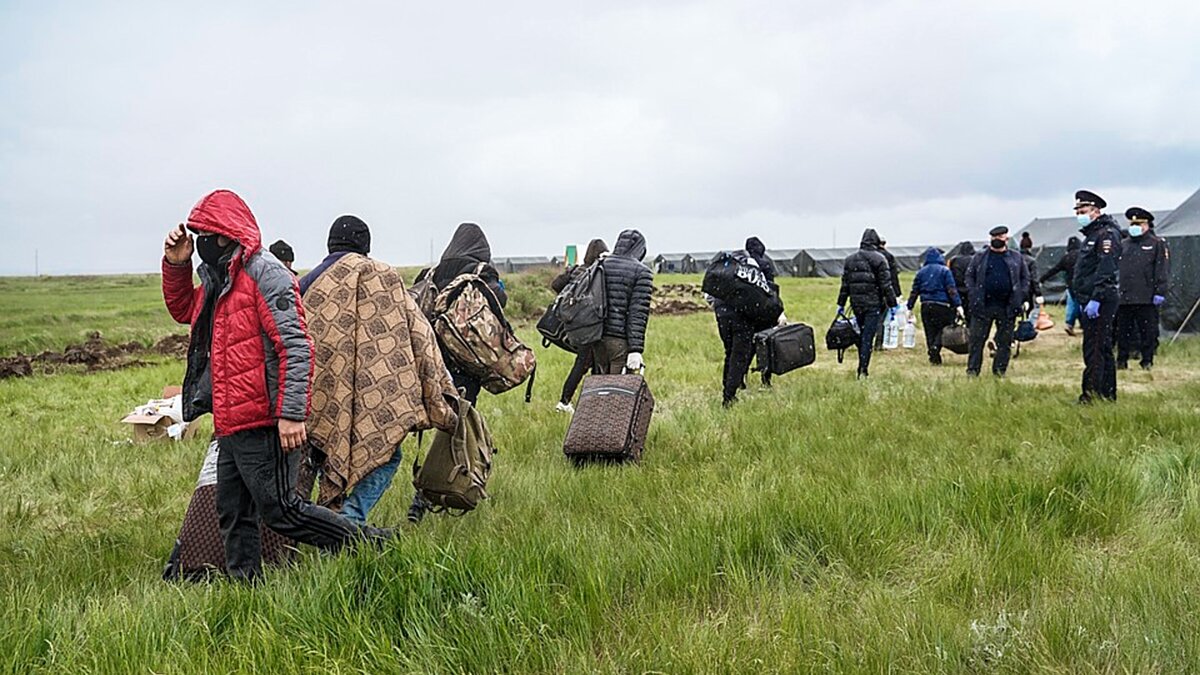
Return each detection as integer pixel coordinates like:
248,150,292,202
705,237,784,407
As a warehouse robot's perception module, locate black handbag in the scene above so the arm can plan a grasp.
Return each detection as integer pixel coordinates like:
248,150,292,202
824,312,860,364
536,302,576,353
940,318,970,354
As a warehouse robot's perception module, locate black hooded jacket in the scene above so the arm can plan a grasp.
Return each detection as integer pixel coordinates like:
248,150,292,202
713,237,777,321
1038,237,1080,284
432,223,507,307
599,230,654,352
837,229,896,311
948,241,976,300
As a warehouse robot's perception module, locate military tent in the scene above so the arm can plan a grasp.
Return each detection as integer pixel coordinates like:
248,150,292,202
497,256,553,274
1154,187,1200,334
795,247,857,277
652,253,690,274
766,249,803,277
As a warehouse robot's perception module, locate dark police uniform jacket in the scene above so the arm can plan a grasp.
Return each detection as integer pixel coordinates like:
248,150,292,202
1118,232,1170,306
1070,214,1123,306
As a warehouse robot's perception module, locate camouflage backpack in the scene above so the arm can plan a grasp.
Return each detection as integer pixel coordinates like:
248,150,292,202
432,268,537,401
412,395,495,513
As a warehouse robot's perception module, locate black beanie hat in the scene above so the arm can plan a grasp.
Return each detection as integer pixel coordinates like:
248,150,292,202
268,239,294,263
327,215,371,255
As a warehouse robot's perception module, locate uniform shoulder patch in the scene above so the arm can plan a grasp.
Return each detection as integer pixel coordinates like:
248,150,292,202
1101,239,1113,254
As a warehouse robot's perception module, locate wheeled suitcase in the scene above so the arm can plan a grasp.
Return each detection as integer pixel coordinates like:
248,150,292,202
563,373,654,464
753,323,816,375
162,439,298,581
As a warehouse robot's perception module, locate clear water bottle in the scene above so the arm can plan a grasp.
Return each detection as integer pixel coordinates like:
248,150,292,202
883,308,899,349
903,312,917,348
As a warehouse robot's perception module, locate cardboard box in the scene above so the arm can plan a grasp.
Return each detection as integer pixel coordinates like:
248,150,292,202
120,386,199,443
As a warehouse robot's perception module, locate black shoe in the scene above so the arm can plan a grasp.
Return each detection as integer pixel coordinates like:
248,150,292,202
966,370,980,378
1116,361,1129,370
993,370,1006,378
722,396,737,409
856,368,869,379
929,355,942,366
1078,395,1094,405
1141,363,1153,371
406,502,427,524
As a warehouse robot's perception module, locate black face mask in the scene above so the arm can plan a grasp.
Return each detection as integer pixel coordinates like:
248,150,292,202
196,234,235,267
990,238,1007,251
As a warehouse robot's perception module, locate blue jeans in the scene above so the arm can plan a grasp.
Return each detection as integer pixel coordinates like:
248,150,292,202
852,307,883,374
340,445,403,525
1064,291,1080,327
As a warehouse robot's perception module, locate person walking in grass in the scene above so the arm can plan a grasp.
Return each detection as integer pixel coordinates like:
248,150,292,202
592,229,653,375
162,189,392,582
906,247,963,365
1039,237,1082,335
551,238,608,413
713,236,782,407
964,225,1028,378
837,228,896,379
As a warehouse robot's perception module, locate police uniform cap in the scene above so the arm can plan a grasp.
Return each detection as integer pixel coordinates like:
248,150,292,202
989,225,1009,237
1075,190,1107,209
1124,206,1154,224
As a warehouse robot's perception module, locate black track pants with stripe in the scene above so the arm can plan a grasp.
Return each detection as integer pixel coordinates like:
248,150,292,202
217,426,363,579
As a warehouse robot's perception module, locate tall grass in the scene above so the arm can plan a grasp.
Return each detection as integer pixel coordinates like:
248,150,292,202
2,274,1200,672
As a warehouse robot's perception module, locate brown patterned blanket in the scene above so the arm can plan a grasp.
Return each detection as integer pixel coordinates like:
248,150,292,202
304,253,457,506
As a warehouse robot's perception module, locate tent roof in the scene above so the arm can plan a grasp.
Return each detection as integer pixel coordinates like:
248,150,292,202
1157,187,1200,236
766,248,803,260
800,247,858,262
498,256,551,264
653,253,689,262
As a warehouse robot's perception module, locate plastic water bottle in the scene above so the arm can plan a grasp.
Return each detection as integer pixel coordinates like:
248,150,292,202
883,309,899,349
903,312,917,348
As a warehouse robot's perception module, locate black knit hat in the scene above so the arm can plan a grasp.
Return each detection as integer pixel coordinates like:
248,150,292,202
268,239,294,262
327,215,371,255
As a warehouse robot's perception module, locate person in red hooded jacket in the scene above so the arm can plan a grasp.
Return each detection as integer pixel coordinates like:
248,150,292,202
162,189,390,581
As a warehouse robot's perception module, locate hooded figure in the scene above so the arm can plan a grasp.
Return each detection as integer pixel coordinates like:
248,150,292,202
1038,236,1080,285
161,189,381,581
269,240,296,274
714,236,781,406
430,223,507,307
906,248,963,365
550,237,611,412
592,229,654,374
744,237,776,280
948,241,976,316
836,228,897,377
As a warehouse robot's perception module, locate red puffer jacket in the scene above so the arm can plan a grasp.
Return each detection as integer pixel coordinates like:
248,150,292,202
162,190,313,436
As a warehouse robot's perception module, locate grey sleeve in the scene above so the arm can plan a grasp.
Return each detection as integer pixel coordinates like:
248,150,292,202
253,260,313,421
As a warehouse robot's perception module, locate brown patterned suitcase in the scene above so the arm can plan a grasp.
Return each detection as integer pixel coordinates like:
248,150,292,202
162,440,298,581
563,374,654,464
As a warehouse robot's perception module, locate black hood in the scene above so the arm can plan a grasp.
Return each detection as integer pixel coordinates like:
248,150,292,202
613,229,647,261
745,237,766,257
327,215,371,255
1067,237,1080,251
859,228,882,250
440,222,491,264
959,241,976,256
584,238,609,265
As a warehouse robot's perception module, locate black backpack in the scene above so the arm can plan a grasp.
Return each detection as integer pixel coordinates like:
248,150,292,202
702,251,783,328
548,262,607,350
824,312,860,364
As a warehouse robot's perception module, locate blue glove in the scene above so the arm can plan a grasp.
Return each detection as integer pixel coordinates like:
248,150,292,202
1084,300,1101,319
1153,295,1166,306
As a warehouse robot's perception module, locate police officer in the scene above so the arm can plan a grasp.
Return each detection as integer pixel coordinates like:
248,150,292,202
1116,207,1170,371
1071,190,1123,403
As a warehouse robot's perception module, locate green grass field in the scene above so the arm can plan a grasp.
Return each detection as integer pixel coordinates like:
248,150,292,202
3,273,1200,672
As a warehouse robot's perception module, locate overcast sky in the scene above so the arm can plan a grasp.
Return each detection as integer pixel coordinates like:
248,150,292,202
1,1,1198,275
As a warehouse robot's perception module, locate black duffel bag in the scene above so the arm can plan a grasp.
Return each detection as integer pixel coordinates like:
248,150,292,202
536,302,576,353
940,318,970,354
701,251,783,327
824,312,861,364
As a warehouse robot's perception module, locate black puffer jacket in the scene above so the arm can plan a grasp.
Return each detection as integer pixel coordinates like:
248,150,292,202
432,222,507,307
600,230,654,352
1038,237,1079,284
948,241,976,300
837,229,897,312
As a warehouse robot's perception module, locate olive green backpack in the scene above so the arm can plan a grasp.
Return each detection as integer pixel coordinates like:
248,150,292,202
412,395,496,513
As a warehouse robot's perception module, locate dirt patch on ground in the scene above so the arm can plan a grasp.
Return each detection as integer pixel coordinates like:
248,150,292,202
0,332,188,380
652,284,709,315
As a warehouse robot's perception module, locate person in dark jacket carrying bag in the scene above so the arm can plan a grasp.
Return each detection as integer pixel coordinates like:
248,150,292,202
593,229,654,374
1071,190,1123,403
1116,207,1170,371
162,190,391,582
1039,237,1082,335
964,225,1029,377
714,237,782,406
408,222,507,524
948,241,976,322
906,247,963,365
551,238,608,413
836,228,896,379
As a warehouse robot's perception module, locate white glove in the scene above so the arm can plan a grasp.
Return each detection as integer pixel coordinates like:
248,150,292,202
625,352,644,372
956,306,965,319
1035,296,1045,306
777,313,788,327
